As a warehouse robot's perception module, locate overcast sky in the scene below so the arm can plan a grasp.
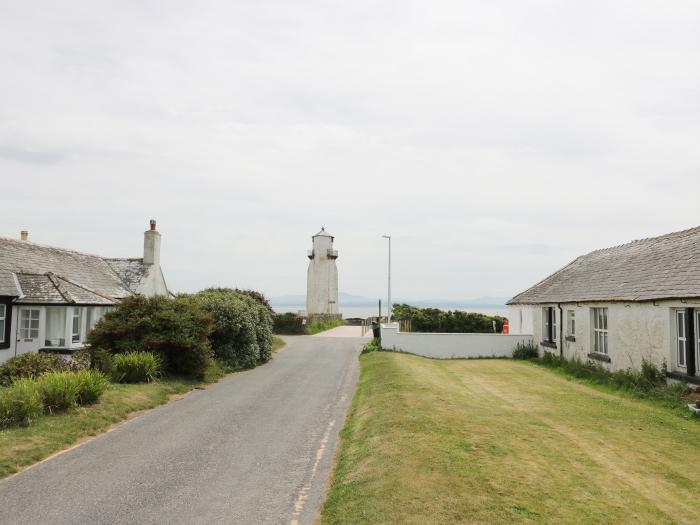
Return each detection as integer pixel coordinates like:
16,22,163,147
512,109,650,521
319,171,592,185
1,1,699,303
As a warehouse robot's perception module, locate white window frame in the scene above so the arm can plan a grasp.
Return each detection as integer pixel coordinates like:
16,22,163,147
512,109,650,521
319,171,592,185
552,309,557,342
0,304,5,343
567,310,575,337
677,309,687,367
592,307,608,354
20,308,40,340
542,307,550,341
71,307,83,344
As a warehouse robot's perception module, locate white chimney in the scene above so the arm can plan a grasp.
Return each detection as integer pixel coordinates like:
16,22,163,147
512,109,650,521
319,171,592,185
20,230,29,241
143,219,161,265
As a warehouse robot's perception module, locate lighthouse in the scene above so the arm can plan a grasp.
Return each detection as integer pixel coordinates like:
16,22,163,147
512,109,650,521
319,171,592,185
306,227,340,316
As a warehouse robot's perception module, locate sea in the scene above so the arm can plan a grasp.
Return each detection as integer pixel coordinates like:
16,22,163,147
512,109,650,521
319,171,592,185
272,305,508,319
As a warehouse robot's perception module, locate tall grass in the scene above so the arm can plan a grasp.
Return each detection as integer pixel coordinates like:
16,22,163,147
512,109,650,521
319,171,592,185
111,352,161,383
0,378,43,428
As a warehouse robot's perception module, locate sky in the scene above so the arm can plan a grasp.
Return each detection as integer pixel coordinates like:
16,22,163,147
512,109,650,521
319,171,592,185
1,1,699,303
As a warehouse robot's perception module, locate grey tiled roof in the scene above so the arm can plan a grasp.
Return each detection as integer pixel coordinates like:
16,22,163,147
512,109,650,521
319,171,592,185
104,258,148,294
0,237,136,303
508,226,700,304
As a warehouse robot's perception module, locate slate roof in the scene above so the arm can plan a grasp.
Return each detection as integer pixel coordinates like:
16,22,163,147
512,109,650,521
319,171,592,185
0,237,144,304
508,226,700,305
104,258,149,294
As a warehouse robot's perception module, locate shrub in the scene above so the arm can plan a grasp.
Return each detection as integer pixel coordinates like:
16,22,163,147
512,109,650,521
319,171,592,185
0,378,43,428
391,304,507,333
87,295,213,379
73,369,109,405
362,338,382,354
273,313,306,335
192,288,273,368
512,342,539,360
111,352,160,383
307,316,345,335
36,371,80,413
0,352,71,386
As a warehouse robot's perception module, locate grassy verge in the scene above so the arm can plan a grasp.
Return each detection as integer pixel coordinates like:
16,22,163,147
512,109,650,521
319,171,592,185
307,318,345,335
322,352,700,524
272,336,286,353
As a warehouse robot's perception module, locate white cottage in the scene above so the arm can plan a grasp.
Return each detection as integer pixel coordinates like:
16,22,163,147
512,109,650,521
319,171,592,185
0,220,169,363
508,226,700,384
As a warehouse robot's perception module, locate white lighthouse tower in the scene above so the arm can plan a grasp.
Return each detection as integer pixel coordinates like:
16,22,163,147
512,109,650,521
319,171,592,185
306,227,340,316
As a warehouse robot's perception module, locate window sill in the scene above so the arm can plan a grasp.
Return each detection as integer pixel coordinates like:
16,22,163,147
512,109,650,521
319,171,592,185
587,352,611,363
565,335,576,342
666,371,700,386
540,341,557,349
39,347,79,355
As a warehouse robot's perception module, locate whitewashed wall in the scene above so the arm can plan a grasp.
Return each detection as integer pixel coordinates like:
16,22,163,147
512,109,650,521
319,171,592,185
381,325,534,359
507,305,534,335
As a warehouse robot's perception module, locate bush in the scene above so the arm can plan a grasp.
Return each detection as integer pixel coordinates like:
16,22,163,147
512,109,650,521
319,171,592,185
111,352,160,383
0,352,71,386
512,342,539,360
273,313,306,335
192,288,273,368
362,338,382,354
87,295,213,379
391,304,507,333
0,378,43,428
73,369,109,405
36,371,80,413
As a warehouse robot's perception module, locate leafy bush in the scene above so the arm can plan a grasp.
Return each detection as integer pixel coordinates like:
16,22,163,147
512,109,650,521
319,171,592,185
362,338,382,354
512,342,539,360
87,295,213,379
0,378,43,428
111,352,160,383
391,304,507,333
192,288,273,368
0,352,71,386
37,371,80,413
73,369,109,405
273,312,306,335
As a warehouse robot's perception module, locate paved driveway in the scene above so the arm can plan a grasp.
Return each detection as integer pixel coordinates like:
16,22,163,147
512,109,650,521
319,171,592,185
0,335,362,525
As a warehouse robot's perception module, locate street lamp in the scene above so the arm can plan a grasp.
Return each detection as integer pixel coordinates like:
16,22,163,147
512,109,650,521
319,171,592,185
382,235,391,323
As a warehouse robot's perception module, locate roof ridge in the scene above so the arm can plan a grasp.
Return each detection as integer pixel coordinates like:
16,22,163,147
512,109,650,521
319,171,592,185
46,272,75,303
585,225,700,256
53,273,117,303
0,236,111,260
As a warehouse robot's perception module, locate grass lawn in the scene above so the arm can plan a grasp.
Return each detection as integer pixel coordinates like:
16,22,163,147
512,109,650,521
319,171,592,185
307,318,346,335
321,352,700,524
0,337,287,480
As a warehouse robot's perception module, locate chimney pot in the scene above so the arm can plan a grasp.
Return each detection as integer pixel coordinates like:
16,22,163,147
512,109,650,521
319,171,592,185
20,230,28,241
150,219,157,231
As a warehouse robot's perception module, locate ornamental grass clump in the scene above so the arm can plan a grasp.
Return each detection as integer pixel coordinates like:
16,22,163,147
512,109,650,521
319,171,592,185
73,369,109,404
512,342,539,360
0,378,43,428
111,352,160,383
36,371,80,414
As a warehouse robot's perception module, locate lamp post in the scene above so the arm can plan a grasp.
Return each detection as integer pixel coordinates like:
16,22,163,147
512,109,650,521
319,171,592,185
382,235,391,324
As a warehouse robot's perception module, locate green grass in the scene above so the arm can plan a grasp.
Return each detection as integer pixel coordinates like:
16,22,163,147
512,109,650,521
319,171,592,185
306,318,345,335
272,336,286,353
321,352,700,524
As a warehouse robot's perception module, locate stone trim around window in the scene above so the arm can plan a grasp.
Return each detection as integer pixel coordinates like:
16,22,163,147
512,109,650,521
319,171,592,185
587,352,611,363
540,341,557,349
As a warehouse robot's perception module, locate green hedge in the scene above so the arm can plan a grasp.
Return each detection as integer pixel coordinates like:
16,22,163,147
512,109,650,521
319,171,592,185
391,304,507,333
273,312,306,335
192,288,273,368
87,295,213,379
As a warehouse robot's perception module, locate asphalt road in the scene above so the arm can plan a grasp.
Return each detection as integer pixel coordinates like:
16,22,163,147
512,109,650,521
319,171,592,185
0,335,362,525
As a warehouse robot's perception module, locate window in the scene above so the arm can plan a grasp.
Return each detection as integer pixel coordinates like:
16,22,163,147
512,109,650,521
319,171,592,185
71,308,83,344
592,307,608,354
20,309,40,340
45,307,67,347
567,310,575,336
677,310,687,367
0,304,5,343
0,305,5,343
542,307,557,343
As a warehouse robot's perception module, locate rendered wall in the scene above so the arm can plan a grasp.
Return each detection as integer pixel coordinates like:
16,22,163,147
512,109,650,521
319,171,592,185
381,325,533,359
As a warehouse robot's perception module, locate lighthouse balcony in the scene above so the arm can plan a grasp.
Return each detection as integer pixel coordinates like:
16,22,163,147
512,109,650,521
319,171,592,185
327,249,338,259
307,250,314,260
